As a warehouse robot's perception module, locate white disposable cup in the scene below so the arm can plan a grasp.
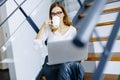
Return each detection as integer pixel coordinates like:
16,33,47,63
52,16,60,28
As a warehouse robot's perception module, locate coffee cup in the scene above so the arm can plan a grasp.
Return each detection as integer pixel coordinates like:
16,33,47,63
52,16,60,28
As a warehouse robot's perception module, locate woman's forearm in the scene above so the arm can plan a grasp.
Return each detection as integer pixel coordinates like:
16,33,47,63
35,19,51,40
35,23,47,39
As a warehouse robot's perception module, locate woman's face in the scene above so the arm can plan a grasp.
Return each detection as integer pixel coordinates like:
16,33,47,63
51,6,64,20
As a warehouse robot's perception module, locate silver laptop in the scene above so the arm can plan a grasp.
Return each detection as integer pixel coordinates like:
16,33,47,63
47,40,88,65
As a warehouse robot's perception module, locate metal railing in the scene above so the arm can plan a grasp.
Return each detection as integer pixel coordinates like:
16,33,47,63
73,0,120,80
0,0,26,27
14,0,39,33
0,0,39,33
0,0,7,6
73,0,107,47
91,10,120,80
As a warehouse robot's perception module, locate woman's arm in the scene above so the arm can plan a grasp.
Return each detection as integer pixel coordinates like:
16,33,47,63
34,20,52,49
35,19,52,40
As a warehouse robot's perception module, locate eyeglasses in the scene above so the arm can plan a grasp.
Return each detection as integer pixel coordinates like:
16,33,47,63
51,11,63,16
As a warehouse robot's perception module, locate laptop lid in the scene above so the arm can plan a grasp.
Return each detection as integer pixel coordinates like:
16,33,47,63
47,40,88,65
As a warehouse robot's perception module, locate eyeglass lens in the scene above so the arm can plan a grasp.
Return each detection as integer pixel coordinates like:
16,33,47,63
51,11,62,16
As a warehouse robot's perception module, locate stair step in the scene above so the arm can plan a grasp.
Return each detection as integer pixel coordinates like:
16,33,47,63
85,0,120,7
75,21,115,29
79,7,120,18
78,9,119,26
87,52,120,61
92,25,113,38
90,36,120,42
84,73,119,80
96,21,115,26
84,2,93,8
80,1,120,18
103,7,120,13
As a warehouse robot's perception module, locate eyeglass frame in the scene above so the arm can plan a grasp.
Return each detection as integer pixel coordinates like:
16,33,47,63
51,11,63,16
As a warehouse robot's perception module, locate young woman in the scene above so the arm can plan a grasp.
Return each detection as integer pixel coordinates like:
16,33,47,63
35,2,85,80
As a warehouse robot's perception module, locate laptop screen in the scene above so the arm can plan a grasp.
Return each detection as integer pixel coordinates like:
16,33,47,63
47,40,88,65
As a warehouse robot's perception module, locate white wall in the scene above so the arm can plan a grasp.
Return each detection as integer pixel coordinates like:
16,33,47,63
3,0,52,80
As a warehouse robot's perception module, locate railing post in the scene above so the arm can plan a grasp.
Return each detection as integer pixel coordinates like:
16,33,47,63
77,0,83,7
91,11,120,80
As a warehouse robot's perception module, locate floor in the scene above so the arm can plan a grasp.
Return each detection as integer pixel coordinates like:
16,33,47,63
84,73,120,80
0,69,10,80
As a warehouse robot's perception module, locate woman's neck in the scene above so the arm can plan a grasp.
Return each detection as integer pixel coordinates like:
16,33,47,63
59,21,66,29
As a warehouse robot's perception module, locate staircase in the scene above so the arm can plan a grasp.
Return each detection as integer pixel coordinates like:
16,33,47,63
71,0,120,80
0,0,120,80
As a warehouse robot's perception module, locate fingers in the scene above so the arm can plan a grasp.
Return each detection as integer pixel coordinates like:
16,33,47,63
45,19,52,26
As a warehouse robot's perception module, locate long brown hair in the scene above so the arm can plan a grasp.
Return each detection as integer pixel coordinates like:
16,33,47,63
49,2,72,32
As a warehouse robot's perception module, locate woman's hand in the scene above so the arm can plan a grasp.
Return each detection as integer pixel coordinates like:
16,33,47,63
43,19,52,28
35,19,52,39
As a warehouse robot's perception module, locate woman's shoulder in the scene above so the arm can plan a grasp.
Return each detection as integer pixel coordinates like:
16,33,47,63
69,25,77,31
69,25,77,37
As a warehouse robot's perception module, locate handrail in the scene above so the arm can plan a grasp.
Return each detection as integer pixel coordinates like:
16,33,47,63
0,0,44,54
73,0,107,47
91,10,120,80
77,0,83,7
14,0,39,33
73,0,120,80
0,0,26,27
0,0,7,6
